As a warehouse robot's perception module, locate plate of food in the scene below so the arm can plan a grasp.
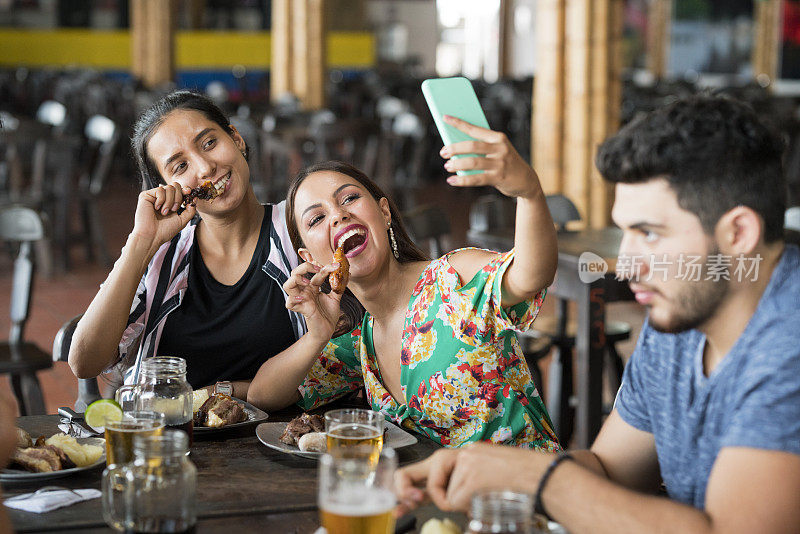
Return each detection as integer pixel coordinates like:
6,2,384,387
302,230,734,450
256,413,418,460
192,391,268,433
1,429,106,481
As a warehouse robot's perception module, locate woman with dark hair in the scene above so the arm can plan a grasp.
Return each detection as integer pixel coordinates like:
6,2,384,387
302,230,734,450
69,90,305,398
249,116,561,450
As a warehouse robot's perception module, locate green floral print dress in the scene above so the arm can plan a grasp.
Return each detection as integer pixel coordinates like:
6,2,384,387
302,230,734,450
297,248,560,450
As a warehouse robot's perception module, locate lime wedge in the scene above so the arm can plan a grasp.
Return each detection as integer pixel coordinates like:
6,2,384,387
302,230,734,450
84,399,123,431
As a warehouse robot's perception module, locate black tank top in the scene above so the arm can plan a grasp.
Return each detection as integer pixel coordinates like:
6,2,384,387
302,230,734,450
158,206,295,389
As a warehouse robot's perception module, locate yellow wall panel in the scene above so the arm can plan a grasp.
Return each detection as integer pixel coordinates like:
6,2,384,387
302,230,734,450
0,29,130,68
328,32,375,68
0,30,373,70
175,32,271,69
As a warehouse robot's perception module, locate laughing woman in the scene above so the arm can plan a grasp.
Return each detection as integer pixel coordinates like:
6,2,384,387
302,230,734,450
249,116,561,450
69,91,305,397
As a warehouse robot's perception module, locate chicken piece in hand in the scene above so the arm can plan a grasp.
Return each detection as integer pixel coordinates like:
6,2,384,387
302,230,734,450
329,246,350,294
177,180,223,214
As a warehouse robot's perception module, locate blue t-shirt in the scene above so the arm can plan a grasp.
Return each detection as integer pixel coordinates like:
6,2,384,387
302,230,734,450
615,245,800,510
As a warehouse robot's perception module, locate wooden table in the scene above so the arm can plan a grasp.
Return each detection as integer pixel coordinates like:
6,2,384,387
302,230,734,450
4,409,467,533
467,226,634,449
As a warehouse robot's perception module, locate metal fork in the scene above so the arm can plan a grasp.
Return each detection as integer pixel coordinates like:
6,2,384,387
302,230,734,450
59,419,82,438
4,486,82,502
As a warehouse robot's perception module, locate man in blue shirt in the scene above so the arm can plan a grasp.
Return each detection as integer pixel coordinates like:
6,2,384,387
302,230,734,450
396,95,800,534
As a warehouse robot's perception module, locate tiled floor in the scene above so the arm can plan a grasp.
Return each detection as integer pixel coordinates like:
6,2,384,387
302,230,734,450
1,175,645,420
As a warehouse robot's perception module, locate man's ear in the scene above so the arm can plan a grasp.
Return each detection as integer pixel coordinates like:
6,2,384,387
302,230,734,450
298,248,314,264
716,206,762,255
379,197,392,226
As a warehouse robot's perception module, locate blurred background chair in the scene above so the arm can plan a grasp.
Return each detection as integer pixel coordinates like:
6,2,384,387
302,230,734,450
785,206,800,233
535,194,631,444
52,313,103,411
402,204,452,258
76,114,119,267
0,205,52,415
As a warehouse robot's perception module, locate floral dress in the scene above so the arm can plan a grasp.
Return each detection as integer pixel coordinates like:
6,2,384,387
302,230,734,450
297,248,560,450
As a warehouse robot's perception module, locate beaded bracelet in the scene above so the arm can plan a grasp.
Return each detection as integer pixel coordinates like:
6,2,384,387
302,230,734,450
534,452,575,520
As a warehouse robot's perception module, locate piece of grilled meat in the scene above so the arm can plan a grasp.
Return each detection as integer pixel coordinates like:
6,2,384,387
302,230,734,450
329,247,350,294
16,427,32,448
279,413,324,446
193,394,247,428
10,445,75,473
176,180,222,214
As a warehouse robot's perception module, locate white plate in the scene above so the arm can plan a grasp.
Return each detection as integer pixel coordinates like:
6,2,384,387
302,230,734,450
194,399,268,433
1,437,106,482
256,421,418,460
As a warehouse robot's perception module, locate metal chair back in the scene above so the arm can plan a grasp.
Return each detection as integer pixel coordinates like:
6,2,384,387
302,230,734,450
403,204,452,258
545,194,582,231
0,205,45,344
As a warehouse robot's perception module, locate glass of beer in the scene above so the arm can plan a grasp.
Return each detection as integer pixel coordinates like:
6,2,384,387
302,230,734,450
318,447,397,534
104,411,165,466
325,408,384,465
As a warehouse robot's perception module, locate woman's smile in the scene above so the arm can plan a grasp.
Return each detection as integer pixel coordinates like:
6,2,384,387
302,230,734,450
334,224,369,257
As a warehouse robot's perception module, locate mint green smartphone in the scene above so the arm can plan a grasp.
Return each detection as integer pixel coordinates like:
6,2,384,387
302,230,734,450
421,76,490,176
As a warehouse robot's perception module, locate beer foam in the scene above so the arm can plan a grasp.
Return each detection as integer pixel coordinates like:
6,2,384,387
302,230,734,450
320,487,395,517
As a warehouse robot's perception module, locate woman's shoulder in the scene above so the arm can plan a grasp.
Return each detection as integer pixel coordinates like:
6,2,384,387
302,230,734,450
442,247,502,283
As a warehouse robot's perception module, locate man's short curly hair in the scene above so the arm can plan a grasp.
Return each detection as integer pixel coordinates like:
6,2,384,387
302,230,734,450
596,94,787,243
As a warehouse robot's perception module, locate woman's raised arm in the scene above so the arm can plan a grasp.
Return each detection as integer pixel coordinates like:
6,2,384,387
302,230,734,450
438,115,557,306
68,184,196,378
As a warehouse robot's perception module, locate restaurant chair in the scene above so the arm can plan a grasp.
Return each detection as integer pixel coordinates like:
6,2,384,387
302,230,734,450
0,205,52,415
230,114,266,201
35,100,68,134
785,206,800,232
535,194,631,444
389,111,427,210
52,313,102,411
402,204,452,258
77,114,119,267
309,117,380,179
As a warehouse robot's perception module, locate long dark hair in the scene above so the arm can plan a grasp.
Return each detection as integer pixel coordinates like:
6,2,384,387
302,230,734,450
131,90,248,190
286,161,430,334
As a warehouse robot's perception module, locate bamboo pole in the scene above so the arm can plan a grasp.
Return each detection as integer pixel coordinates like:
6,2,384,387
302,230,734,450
753,0,782,85
151,2,174,88
130,0,175,88
589,0,611,228
499,0,514,79
292,0,310,105
305,0,326,110
604,0,624,219
533,0,566,194
130,0,146,82
563,0,593,223
647,0,672,79
533,0,621,225
271,0,294,102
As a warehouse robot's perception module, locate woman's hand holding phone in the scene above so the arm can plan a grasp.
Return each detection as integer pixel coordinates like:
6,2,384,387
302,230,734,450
440,115,543,200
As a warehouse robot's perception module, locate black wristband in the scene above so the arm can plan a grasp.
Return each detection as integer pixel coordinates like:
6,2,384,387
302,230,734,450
534,452,574,520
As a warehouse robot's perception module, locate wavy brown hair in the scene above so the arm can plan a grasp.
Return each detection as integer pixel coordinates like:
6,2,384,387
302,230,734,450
286,161,429,335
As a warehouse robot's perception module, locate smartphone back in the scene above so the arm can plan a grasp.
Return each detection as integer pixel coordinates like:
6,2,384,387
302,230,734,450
421,77,490,175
